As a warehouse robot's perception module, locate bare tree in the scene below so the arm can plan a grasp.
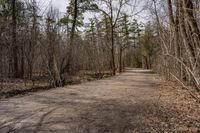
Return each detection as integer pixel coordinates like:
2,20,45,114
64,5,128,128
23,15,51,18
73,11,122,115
98,0,130,75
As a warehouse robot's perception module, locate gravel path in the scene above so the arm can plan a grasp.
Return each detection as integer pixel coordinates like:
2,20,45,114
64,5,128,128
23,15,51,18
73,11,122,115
0,69,199,133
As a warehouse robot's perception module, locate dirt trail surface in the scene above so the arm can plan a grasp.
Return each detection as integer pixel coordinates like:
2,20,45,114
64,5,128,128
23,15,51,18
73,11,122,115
0,69,199,133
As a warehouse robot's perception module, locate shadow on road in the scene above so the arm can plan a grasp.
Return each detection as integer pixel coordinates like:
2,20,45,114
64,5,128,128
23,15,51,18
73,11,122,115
0,95,182,133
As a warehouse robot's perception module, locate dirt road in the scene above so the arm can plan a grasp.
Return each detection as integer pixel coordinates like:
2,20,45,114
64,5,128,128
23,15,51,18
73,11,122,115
0,69,199,133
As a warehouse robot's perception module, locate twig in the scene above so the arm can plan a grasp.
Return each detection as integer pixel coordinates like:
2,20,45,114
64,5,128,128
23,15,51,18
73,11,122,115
164,54,200,92
170,73,200,103
170,73,187,89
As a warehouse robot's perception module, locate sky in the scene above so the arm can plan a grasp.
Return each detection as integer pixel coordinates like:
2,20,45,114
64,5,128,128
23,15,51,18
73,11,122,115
51,0,67,13
36,0,67,14
36,0,150,24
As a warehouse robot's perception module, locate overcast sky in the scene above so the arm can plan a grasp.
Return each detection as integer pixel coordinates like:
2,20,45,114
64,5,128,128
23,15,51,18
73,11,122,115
51,0,67,13
36,0,67,13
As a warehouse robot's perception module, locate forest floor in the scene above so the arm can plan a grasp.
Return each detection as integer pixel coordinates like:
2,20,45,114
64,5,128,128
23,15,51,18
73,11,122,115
0,69,199,133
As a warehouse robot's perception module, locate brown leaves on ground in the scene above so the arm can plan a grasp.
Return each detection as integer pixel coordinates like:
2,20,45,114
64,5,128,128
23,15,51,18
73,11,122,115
151,76,200,133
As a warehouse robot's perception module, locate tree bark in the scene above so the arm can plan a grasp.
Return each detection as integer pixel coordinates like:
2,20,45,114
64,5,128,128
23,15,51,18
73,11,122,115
66,0,78,74
178,0,196,61
119,45,122,73
111,25,116,75
12,0,19,78
183,0,200,48
167,0,175,29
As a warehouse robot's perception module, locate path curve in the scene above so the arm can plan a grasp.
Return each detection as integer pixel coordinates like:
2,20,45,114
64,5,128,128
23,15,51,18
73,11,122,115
0,69,172,132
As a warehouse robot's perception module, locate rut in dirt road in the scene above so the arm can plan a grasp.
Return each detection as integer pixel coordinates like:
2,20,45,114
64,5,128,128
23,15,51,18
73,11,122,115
0,69,199,133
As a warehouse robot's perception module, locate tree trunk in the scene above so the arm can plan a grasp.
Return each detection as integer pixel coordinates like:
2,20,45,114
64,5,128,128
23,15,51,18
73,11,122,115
52,54,62,87
175,0,181,57
167,0,175,30
20,47,24,78
65,0,78,74
12,0,19,78
178,0,196,61
119,46,122,73
111,25,116,75
167,0,176,55
183,0,200,48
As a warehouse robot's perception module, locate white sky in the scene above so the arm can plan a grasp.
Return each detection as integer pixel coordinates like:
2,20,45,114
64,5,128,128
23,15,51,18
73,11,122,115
36,0,67,13
51,0,67,13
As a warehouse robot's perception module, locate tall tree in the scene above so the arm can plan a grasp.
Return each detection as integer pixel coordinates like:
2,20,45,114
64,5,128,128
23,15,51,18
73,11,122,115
67,0,78,74
46,8,62,87
97,0,130,75
61,0,98,74
12,0,19,78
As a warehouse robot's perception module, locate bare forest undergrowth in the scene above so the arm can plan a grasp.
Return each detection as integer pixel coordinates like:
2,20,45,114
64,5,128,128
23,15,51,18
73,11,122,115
0,69,199,133
0,71,111,99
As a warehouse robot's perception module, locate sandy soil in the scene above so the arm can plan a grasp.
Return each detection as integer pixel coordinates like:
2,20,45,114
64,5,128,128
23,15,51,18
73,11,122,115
0,69,199,133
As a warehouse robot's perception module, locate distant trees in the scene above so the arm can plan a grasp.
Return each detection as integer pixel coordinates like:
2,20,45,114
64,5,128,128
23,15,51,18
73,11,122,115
26,0,40,79
117,15,142,72
140,22,155,69
0,0,141,87
0,0,24,78
97,0,130,75
60,0,98,75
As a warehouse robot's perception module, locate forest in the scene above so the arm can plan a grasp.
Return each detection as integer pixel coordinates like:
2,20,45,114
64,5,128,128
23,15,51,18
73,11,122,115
0,0,144,87
0,0,200,97
1,0,199,92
